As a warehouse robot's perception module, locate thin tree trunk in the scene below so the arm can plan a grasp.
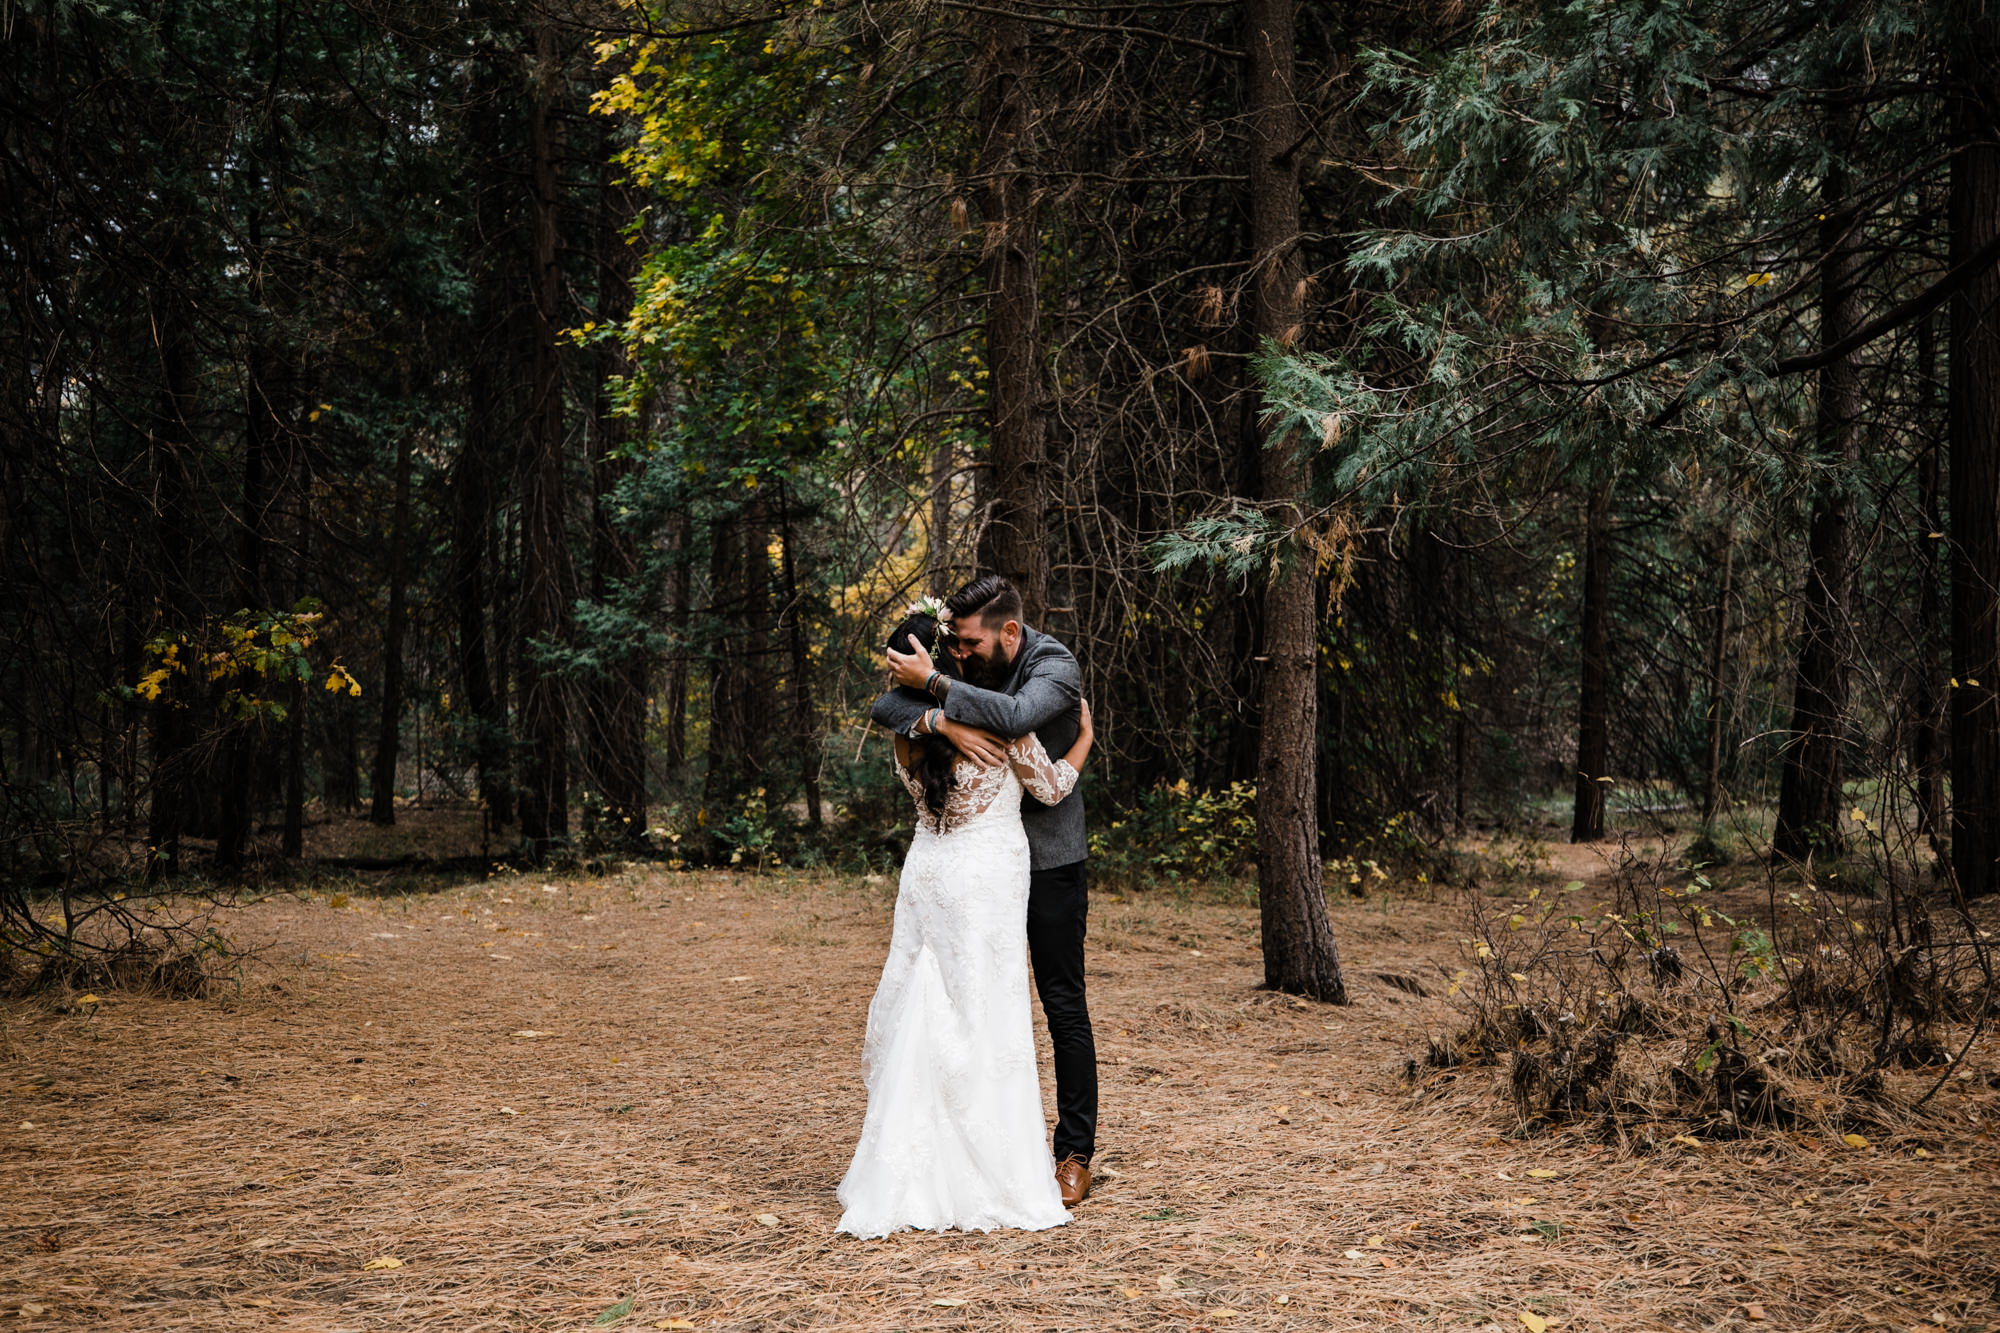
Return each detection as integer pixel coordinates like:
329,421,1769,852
1775,140,1864,863
450,410,514,825
1913,306,1946,842
369,424,415,825
516,23,573,852
1702,519,1734,826
1571,480,1613,843
1246,0,1344,1002
583,170,648,838
928,439,952,597
665,508,691,776
778,482,822,825
144,234,202,882
1950,6,2000,897
972,8,1047,622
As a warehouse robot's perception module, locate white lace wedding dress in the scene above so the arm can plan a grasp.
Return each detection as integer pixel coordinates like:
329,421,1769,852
835,734,1079,1238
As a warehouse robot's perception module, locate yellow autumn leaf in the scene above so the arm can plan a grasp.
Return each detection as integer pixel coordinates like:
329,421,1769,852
1365,1234,1385,1247
1842,1133,1869,1148
1743,272,1774,286
361,1256,403,1271
1527,1168,1558,1178
1520,1313,1549,1333
1212,1311,1241,1320
754,1214,779,1227
1343,1249,1364,1259
655,1321,696,1330
1850,808,1868,823
1672,1134,1702,1147
510,1030,550,1039
930,1298,966,1307
76,993,100,1005
1156,1274,1178,1292
1121,1288,1144,1299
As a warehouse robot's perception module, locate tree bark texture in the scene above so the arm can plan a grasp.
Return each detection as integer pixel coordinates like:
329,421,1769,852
516,24,573,851
1950,6,2000,896
1570,481,1613,843
972,9,1047,624
1246,0,1345,1002
1775,146,1864,863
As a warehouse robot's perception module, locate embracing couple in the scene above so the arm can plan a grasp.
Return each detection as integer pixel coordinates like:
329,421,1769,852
835,575,1100,1239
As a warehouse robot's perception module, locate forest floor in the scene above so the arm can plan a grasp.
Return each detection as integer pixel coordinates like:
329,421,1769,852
4,826,1999,1332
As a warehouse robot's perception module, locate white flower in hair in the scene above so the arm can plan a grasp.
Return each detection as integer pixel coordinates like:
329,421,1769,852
904,594,951,626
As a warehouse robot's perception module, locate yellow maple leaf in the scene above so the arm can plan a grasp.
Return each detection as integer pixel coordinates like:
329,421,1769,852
361,1256,403,1271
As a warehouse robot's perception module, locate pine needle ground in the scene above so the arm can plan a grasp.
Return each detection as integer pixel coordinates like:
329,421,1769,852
3,860,1996,1331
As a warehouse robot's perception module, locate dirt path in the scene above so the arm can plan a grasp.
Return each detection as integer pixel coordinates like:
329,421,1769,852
3,868,1995,1331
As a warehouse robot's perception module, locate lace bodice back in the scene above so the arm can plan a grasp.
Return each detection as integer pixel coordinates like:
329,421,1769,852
894,734,1078,838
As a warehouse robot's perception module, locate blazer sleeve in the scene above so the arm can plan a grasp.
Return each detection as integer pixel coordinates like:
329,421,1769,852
870,685,933,738
940,648,1081,739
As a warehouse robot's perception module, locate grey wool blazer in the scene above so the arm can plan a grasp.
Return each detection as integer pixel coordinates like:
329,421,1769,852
870,624,1086,871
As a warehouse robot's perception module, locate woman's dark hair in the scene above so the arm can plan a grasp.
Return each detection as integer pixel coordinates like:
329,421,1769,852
889,613,960,819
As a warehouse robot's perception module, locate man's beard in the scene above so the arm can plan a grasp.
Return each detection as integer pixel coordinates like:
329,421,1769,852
959,644,1008,687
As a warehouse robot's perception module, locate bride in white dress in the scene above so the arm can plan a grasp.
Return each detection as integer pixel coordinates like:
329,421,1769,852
836,611,1095,1239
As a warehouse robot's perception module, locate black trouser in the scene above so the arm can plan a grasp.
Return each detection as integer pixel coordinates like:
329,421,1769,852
1027,858,1097,1162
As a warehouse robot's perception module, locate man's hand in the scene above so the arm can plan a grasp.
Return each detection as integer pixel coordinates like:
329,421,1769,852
938,718,1008,768
886,639,937,691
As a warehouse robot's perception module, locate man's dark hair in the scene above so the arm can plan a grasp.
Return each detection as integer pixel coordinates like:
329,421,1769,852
945,574,1024,628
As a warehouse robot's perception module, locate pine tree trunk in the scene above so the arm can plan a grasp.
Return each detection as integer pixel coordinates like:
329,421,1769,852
1775,145,1864,863
1570,481,1613,843
972,8,1047,622
369,425,414,825
1246,0,1344,1002
1914,310,1945,842
1950,8,2000,897
516,23,573,852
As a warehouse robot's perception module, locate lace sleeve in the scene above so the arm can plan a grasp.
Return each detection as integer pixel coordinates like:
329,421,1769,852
1009,733,1079,805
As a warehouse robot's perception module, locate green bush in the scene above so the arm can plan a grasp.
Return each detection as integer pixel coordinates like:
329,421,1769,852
1089,779,1257,888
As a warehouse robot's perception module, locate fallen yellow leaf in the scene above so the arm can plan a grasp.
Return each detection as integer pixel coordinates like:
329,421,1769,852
361,1256,403,1271
655,1321,696,1330
930,1297,966,1307
75,994,100,1005
498,1106,518,1116
1527,1168,1558,1179
1842,1133,1869,1148
1275,1294,1291,1305
1120,1288,1143,1299
1156,1274,1178,1292
1343,1249,1364,1260
754,1214,779,1227
1211,1311,1241,1319
510,1030,549,1039
1672,1134,1702,1147
1366,1234,1385,1247
1520,1313,1548,1333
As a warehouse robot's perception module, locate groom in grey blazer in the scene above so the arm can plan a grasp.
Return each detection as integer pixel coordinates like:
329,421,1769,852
872,574,1098,1206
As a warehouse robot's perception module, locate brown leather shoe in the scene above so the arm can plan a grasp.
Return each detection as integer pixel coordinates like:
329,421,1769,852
1055,1154,1091,1207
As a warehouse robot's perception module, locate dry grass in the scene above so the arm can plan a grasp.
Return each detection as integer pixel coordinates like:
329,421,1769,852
3,864,1997,1332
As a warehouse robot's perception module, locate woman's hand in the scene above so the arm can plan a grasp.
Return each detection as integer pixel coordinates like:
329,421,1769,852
1061,697,1095,772
885,638,936,690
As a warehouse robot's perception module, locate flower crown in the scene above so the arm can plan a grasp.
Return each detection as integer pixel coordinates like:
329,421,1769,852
903,594,953,655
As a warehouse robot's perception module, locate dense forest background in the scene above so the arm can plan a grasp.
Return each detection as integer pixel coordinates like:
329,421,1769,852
3,0,1997,943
